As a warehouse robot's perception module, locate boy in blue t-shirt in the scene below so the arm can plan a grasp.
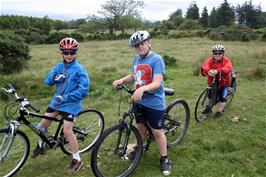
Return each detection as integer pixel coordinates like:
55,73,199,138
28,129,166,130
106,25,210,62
113,31,171,176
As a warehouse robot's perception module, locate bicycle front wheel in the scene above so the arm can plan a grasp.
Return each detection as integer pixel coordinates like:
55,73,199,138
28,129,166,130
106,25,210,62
91,123,143,177
0,128,30,177
195,88,210,122
165,99,190,147
61,109,104,155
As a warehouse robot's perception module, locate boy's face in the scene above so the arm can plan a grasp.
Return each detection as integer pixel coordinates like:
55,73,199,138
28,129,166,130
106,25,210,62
135,41,150,56
61,50,77,63
213,51,224,61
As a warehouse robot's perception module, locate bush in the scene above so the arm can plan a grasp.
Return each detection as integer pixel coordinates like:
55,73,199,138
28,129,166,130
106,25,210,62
0,31,30,74
260,33,266,42
250,67,265,80
71,32,84,42
46,32,69,44
162,54,177,67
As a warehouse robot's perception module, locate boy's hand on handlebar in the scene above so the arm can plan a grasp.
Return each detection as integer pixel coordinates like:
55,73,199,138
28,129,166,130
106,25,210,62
112,79,124,89
208,69,218,77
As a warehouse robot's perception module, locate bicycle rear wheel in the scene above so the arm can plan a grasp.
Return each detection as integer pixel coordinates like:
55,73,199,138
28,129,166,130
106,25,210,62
195,88,211,122
225,82,237,110
91,123,143,177
0,128,30,177
61,109,104,155
165,99,190,147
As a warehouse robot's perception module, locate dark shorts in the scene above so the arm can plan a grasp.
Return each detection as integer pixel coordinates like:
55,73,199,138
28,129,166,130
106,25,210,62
46,107,75,122
207,86,228,102
219,87,228,102
132,103,165,129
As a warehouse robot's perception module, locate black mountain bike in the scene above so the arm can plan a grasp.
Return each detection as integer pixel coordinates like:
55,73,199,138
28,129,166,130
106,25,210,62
0,83,105,177
91,85,190,177
195,72,237,122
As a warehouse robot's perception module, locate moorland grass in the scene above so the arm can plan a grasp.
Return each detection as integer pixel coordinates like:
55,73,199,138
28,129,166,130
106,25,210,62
0,38,265,177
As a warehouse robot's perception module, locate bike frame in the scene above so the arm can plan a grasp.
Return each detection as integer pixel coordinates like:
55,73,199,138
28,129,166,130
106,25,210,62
10,108,64,149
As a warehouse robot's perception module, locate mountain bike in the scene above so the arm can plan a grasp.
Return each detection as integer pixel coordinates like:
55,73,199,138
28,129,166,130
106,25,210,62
0,83,105,177
195,72,238,122
91,85,190,177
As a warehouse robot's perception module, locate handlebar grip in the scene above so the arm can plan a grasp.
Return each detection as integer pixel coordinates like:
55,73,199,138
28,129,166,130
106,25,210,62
29,103,40,113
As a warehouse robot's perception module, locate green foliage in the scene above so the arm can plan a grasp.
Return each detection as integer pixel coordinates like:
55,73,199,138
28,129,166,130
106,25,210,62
216,0,235,27
250,66,265,80
71,32,84,42
45,32,69,44
260,33,266,42
186,2,199,20
162,54,177,67
178,19,201,30
208,25,256,41
0,31,30,74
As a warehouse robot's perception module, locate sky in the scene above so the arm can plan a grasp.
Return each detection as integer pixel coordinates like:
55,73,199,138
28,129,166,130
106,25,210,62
1,0,265,21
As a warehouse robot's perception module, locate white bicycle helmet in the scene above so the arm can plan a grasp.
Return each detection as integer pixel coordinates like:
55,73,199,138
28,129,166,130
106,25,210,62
212,44,225,52
129,30,151,48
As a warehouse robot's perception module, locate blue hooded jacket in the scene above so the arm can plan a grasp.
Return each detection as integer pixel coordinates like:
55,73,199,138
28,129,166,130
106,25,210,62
45,59,90,116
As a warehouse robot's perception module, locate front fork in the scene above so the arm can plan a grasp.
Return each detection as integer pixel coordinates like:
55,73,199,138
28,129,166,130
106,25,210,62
0,121,20,162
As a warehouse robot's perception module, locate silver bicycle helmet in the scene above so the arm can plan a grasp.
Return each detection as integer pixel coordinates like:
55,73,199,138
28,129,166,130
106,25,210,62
129,30,151,48
212,44,225,52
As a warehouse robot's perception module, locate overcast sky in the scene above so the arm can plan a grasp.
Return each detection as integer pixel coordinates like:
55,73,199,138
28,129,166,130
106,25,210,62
1,0,265,21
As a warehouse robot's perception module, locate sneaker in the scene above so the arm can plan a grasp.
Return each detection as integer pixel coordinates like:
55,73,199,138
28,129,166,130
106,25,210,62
202,106,212,114
160,157,172,176
122,146,137,160
66,159,83,175
31,144,44,158
215,111,222,118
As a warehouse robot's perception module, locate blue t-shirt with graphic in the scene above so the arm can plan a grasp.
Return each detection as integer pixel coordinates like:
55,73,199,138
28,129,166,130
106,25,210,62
131,52,165,110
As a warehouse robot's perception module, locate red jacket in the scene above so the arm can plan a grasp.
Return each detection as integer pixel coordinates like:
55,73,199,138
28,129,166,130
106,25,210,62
201,56,232,87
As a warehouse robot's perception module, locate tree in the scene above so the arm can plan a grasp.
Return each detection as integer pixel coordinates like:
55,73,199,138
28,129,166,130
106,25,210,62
169,9,183,20
235,1,266,28
200,7,209,28
98,0,144,35
209,8,217,28
54,20,68,32
216,0,235,27
0,31,30,74
186,1,199,20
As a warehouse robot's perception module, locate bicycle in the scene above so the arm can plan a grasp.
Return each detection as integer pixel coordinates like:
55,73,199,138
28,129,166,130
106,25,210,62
195,72,238,122
0,83,105,177
91,85,190,177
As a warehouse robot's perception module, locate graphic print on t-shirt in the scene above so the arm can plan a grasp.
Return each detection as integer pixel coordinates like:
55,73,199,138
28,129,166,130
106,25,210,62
134,64,152,88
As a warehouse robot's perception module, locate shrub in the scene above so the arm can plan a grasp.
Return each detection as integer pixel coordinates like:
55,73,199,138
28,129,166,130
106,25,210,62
0,31,30,74
260,33,266,42
162,54,177,67
46,32,69,44
250,67,265,80
71,32,84,42
240,32,251,41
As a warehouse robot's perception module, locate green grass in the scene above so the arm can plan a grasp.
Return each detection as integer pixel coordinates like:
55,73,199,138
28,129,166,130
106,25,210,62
0,38,265,177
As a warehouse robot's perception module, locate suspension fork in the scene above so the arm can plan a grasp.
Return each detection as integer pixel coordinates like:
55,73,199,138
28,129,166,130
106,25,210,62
0,121,20,162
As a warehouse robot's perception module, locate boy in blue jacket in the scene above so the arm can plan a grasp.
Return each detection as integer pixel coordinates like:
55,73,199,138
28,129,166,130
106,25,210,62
32,37,89,175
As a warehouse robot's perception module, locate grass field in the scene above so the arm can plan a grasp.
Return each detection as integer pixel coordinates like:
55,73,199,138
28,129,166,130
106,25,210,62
0,37,265,177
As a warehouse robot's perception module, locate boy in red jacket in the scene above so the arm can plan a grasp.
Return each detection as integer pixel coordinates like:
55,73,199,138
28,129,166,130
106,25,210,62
201,44,232,118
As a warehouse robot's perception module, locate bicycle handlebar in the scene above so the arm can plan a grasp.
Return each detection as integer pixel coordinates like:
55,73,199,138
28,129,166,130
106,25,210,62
2,83,40,113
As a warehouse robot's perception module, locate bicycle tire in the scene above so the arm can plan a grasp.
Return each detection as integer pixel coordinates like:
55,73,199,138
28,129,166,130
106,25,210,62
195,88,211,122
91,123,143,177
225,81,237,110
0,128,30,177
165,99,190,147
61,109,105,155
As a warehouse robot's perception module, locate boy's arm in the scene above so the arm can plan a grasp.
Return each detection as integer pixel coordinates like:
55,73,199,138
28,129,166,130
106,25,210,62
217,59,232,74
201,58,212,76
112,73,134,88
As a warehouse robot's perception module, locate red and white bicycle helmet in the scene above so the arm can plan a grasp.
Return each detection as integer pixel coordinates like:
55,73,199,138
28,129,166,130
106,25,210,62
129,30,151,48
59,37,79,51
212,44,225,53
